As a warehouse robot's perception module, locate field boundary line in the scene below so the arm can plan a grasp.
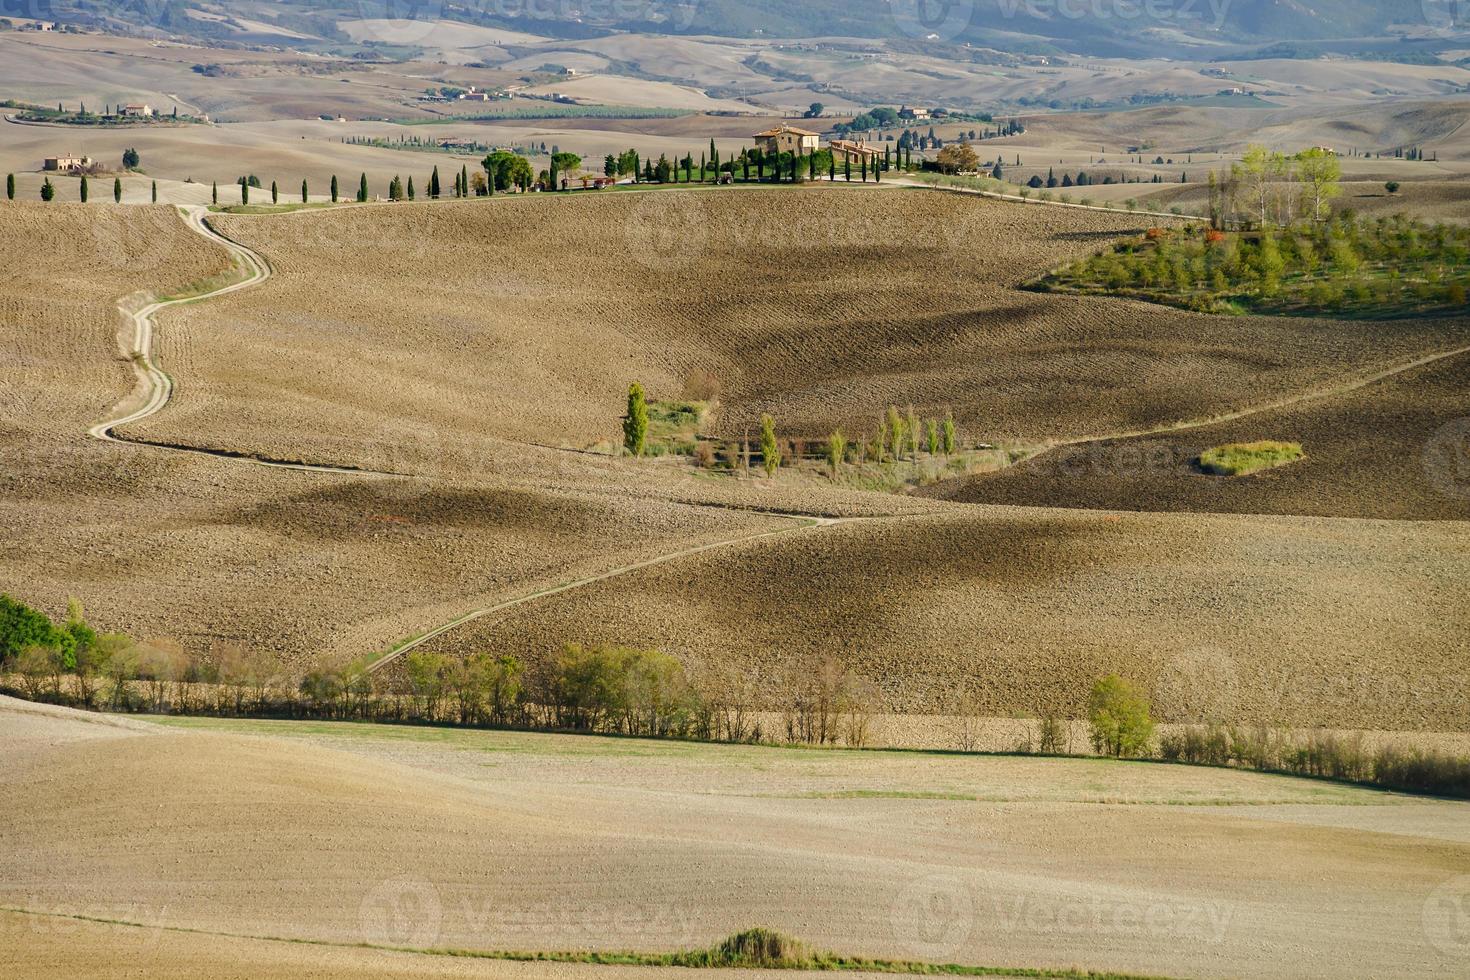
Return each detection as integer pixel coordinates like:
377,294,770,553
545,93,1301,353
1032,341,1470,459
365,515,848,674
88,206,406,477
891,175,1207,221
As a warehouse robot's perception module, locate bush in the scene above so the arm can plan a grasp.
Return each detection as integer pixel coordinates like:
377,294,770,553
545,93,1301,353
1087,674,1154,757
0,593,73,667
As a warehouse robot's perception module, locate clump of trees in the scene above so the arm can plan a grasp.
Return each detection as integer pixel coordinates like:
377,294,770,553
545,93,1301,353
1035,212,1470,317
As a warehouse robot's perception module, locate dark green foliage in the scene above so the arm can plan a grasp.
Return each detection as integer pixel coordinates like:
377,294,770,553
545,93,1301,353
40,178,54,201
79,175,88,203
113,177,121,203
330,174,338,202
301,179,308,203
122,147,140,169
357,172,368,203
271,180,278,204
5,173,12,200
0,594,72,667
151,180,157,203
623,382,649,457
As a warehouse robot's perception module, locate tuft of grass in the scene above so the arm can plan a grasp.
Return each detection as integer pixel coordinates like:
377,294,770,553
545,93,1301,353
1198,440,1304,476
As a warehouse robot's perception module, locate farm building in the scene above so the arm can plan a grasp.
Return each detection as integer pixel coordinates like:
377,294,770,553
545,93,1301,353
753,125,821,156
118,103,154,117
827,139,883,165
898,106,930,120
43,154,90,172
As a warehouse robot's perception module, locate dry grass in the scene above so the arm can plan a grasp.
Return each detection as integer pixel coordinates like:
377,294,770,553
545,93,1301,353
5,700,1469,980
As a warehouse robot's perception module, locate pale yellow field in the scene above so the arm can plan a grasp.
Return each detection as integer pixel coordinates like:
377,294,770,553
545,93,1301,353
4,700,1469,980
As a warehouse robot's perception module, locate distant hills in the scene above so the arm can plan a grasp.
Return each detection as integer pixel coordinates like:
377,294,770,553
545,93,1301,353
4,0,1462,59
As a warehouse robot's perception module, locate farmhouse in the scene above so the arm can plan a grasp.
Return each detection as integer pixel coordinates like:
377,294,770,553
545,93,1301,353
898,106,930,121
753,125,821,156
827,138,883,165
118,103,154,117
43,154,90,173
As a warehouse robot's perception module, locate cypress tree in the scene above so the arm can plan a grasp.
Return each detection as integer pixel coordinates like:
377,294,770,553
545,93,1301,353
151,180,158,203
302,179,308,203
550,157,559,191
808,154,816,181
844,156,852,182
760,414,780,476
80,175,89,203
408,176,415,200
461,165,468,197
113,177,122,203
41,178,54,201
430,166,440,199
271,180,278,204
829,158,835,181
861,157,868,182
241,180,248,205
623,383,649,457
358,172,367,203
330,174,338,203
212,181,218,204
7,173,14,200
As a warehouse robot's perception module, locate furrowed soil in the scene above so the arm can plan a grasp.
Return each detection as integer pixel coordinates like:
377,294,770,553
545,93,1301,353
3,190,1468,728
429,508,1470,731
923,349,1470,521
132,188,1470,468
4,700,1469,980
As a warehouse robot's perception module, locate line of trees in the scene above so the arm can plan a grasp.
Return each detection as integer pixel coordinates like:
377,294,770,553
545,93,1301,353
3,592,1466,794
1208,145,1342,230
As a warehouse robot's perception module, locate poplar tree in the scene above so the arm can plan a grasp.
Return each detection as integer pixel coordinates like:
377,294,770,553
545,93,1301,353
887,405,904,460
942,413,956,455
623,383,649,457
927,419,939,455
760,414,780,476
826,430,847,475
907,406,920,458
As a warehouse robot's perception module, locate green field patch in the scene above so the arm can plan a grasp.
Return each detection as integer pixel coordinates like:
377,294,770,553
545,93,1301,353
1199,441,1305,476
